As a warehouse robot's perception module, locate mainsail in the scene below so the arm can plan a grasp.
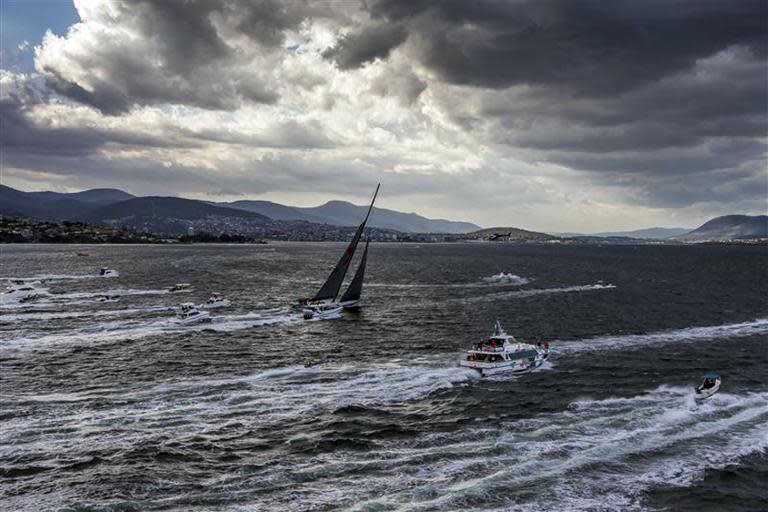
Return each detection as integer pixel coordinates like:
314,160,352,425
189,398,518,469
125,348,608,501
340,239,369,303
311,184,379,301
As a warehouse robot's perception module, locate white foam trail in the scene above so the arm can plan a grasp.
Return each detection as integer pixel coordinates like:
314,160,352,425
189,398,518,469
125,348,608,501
294,387,768,512
0,309,308,349
0,274,95,283
559,318,768,354
47,288,172,301
451,283,616,304
0,305,173,322
0,364,479,458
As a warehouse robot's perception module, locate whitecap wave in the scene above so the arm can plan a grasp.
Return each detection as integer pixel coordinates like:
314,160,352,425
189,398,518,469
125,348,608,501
480,272,530,285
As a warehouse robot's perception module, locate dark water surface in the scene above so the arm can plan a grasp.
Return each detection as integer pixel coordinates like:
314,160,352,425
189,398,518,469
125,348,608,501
1,243,766,511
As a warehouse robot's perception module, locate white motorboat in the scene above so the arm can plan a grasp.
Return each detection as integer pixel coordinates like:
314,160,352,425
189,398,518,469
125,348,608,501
694,373,721,401
459,320,549,377
177,303,210,325
98,294,121,303
0,284,46,304
202,293,231,309
168,283,193,292
302,303,343,320
296,184,378,311
99,268,119,278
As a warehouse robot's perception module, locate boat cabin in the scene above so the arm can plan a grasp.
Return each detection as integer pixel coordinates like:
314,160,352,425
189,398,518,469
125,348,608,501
178,303,201,318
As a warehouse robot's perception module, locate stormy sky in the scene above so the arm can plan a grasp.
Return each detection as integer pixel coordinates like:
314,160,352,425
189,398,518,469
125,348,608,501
1,0,766,231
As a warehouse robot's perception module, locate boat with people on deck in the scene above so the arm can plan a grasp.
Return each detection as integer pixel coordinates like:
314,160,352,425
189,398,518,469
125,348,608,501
694,372,721,401
459,320,549,377
202,293,231,309
0,282,47,304
176,303,210,325
295,184,378,317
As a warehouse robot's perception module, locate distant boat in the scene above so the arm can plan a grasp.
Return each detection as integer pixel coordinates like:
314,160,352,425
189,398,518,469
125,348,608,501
297,184,378,311
99,268,119,278
202,293,231,309
168,283,193,292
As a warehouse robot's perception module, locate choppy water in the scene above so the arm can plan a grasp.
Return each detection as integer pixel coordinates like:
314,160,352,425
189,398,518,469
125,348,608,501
1,243,766,511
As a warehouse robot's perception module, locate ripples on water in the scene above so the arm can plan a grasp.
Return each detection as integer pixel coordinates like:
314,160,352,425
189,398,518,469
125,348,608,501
1,243,767,511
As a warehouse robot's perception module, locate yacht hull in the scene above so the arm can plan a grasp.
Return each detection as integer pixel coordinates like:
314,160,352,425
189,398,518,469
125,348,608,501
460,357,545,377
177,311,210,325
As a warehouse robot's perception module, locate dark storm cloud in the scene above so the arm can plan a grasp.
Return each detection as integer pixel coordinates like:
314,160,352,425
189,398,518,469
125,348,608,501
367,0,767,95
11,0,768,218
322,23,408,70
352,0,767,210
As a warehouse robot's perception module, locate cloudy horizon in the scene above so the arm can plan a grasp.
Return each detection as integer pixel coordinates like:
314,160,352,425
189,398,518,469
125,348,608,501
1,0,766,232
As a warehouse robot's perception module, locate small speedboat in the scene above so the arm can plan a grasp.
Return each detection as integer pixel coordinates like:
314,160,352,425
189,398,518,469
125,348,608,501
202,293,231,309
176,303,210,325
98,294,121,303
459,320,549,377
694,372,721,401
168,283,193,292
302,303,343,320
99,268,119,278
0,284,46,304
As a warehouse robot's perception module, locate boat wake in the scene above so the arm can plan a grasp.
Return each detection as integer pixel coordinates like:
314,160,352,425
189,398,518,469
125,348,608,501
0,274,96,283
559,318,768,355
0,305,174,323
8,377,762,511
0,309,314,349
0,288,175,310
248,386,768,511
451,283,616,304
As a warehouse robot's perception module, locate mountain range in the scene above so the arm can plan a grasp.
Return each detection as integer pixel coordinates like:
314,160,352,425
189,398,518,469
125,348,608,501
0,185,478,235
549,227,691,239
673,215,767,241
1,185,765,241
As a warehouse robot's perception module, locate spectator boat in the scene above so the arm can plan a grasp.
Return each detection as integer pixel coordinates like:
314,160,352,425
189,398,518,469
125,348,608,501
459,320,549,377
176,303,210,325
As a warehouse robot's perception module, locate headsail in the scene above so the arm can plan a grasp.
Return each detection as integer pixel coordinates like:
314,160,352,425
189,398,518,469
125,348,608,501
311,184,379,301
340,239,369,304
